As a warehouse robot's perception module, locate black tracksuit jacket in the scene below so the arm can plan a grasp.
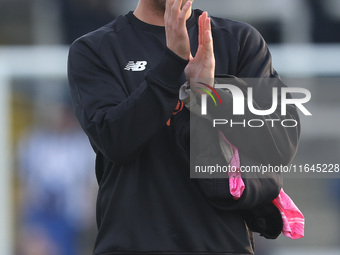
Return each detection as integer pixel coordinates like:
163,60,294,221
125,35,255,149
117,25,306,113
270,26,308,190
67,9,300,255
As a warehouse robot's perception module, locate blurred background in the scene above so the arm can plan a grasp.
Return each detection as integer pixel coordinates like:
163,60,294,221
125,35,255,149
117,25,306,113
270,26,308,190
0,0,339,254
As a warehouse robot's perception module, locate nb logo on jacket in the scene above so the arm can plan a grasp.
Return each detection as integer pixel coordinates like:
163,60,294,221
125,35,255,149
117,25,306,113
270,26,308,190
124,61,147,71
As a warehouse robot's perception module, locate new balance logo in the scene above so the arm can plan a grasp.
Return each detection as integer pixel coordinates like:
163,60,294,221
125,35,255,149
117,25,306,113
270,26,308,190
124,61,147,71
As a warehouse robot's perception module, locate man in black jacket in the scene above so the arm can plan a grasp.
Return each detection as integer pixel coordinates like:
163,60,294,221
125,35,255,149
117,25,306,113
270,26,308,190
67,0,300,254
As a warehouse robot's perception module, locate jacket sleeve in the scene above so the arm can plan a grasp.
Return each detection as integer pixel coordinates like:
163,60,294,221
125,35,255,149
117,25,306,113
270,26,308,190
197,26,298,209
209,24,301,166
172,24,298,210
68,38,188,164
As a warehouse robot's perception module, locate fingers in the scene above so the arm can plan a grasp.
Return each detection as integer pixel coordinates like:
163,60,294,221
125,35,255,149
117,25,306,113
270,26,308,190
204,16,212,46
199,13,203,46
170,0,183,18
199,12,209,45
166,0,192,26
178,1,192,25
204,30,213,54
198,12,213,51
166,0,192,17
164,0,173,20
164,0,191,60
185,11,215,82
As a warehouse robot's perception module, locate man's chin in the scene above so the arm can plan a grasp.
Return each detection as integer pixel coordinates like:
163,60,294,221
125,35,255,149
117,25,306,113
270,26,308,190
152,0,166,12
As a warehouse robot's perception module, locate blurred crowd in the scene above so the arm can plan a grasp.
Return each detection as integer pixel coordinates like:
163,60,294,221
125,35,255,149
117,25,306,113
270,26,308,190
12,83,97,255
0,0,117,45
0,0,340,45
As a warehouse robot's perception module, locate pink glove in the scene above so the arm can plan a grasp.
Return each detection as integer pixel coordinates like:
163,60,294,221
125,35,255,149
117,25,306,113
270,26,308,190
220,132,305,239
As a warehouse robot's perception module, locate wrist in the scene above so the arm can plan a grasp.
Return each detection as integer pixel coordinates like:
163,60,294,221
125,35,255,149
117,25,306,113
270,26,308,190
168,47,190,61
